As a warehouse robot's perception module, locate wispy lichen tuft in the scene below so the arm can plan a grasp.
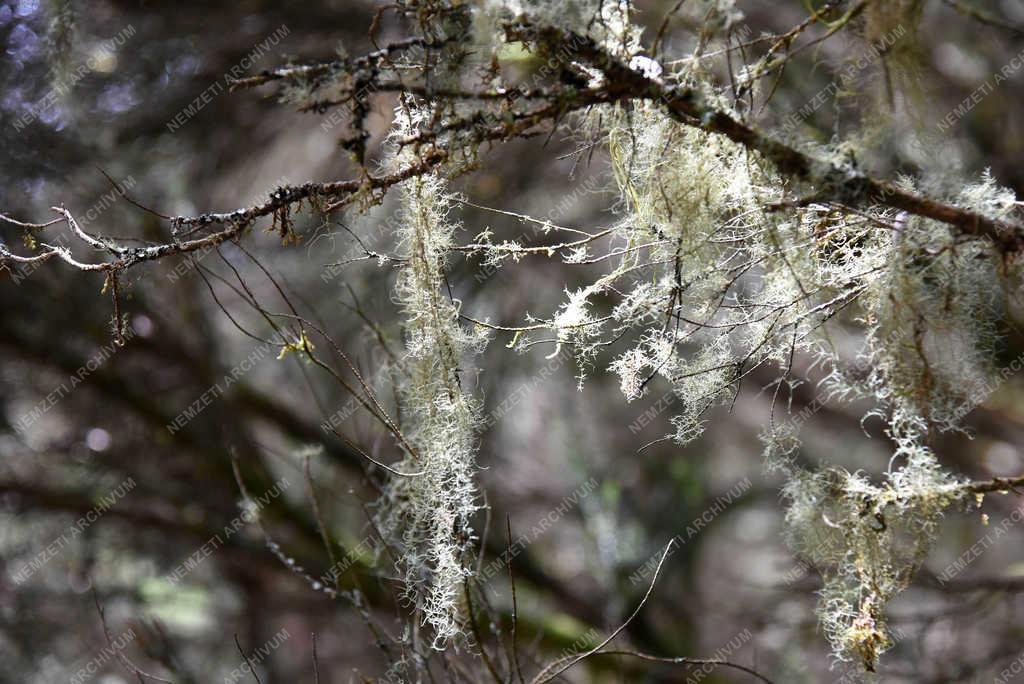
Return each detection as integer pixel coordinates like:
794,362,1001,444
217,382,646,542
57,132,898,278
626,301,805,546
374,105,489,648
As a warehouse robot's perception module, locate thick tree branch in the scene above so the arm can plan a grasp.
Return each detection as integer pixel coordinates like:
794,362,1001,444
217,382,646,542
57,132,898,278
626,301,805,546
507,22,1024,254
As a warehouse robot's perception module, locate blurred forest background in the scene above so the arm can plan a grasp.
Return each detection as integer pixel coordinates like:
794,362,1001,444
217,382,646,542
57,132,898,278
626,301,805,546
3,0,1024,682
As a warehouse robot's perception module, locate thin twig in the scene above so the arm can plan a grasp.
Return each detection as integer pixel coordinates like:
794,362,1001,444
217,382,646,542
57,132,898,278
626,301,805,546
234,634,263,684
507,515,526,684
531,541,673,683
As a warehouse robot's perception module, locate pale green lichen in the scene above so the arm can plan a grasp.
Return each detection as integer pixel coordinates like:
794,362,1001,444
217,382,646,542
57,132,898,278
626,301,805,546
373,105,490,648
763,175,1020,667
777,438,964,670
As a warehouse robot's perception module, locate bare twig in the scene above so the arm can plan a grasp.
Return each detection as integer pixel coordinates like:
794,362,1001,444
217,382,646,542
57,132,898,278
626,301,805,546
507,515,526,684
233,634,264,684
531,541,673,684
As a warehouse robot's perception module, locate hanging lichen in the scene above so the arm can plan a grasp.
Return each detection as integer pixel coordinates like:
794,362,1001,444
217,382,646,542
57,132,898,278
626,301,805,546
373,104,489,648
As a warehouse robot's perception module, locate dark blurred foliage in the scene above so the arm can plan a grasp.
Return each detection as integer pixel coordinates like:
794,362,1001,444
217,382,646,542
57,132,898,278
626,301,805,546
2,1,1024,682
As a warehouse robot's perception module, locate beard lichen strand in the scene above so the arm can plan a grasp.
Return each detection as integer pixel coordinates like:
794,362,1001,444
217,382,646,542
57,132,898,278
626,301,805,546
776,437,964,671
374,107,487,648
599,98,778,444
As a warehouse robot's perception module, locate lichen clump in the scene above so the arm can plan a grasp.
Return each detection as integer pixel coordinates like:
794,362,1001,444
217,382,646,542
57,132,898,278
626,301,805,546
777,438,964,669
